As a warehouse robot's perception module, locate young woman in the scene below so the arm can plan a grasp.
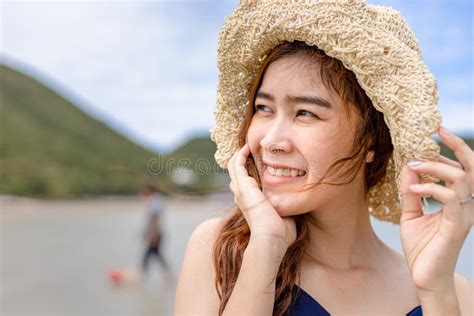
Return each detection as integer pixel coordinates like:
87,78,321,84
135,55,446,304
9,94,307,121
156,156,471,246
174,1,473,315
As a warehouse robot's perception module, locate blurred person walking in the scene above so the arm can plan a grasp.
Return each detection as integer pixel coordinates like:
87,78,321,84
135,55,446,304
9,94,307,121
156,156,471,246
140,183,170,277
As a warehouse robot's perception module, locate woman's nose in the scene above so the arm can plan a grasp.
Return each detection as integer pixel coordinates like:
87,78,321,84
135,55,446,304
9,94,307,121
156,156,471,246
259,119,293,155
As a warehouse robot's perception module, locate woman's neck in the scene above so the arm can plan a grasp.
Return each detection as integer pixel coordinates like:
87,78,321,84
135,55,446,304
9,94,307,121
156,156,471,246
304,186,387,271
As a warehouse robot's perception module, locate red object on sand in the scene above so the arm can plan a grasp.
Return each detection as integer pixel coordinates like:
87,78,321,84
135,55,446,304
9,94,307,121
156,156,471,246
107,269,125,283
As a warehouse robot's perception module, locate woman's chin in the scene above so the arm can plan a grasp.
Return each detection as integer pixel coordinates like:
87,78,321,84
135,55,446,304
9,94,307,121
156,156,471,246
263,190,314,217
264,192,294,216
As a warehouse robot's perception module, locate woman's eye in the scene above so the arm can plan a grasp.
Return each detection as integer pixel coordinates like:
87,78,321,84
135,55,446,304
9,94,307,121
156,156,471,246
255,105,272,112
297,110,318,118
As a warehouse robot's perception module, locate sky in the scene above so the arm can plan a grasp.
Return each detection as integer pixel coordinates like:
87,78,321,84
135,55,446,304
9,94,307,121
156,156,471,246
1,0,473,153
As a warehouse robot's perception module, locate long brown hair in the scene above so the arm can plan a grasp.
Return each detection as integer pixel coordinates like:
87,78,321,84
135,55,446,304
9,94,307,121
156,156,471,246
212,41,393,315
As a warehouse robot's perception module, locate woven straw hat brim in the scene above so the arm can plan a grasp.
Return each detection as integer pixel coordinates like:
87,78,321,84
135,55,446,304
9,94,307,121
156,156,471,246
210,0,441,224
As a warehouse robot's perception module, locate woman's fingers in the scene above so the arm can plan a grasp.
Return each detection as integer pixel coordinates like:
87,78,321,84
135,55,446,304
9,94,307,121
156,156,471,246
407,160,470,197
234,144,251,178
439,126,474,172
400,165,424,222
227,150,237,186
228,144,259,197
226,144,296,246
407,128,473,201
404,127,474,226
409,183,457,204
229,179,235,194
438,155,462,170
409,183,461,223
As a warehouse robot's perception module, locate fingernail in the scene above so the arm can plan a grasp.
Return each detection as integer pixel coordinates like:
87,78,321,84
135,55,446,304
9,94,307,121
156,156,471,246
407,160,422,167
409,184,422,191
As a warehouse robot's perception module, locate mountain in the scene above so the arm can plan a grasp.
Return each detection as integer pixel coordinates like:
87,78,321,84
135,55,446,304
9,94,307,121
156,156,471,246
0,62,471,197
163,135,227,194
0,63,161,197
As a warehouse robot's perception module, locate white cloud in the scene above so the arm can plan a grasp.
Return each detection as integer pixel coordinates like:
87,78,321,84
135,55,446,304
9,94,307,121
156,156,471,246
2,0,472,155
2,1,222,151
439,102,474,135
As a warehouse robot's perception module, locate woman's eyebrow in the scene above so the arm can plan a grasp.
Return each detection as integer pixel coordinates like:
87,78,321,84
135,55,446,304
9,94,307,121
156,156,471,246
255,91,275,101
286,95,332,109
256,90,332,109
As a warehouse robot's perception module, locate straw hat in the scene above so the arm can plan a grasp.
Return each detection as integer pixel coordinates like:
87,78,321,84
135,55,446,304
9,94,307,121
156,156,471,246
210,0,441,224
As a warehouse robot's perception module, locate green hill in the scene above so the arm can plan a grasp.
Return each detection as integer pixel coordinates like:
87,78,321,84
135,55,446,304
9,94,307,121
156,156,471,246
438,137,473,162
0,63,161,197
162,135,226,194
0,63,471,198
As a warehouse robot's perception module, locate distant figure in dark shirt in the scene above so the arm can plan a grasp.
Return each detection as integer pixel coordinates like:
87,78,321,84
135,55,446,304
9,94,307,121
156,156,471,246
140,184,170,276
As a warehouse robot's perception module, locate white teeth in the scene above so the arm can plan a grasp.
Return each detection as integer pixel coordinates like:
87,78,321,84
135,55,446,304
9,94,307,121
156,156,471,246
266,165,305,177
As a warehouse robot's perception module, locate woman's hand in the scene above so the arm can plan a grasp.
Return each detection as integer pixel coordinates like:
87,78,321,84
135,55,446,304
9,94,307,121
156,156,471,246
227,144,297,253
400,126,473,295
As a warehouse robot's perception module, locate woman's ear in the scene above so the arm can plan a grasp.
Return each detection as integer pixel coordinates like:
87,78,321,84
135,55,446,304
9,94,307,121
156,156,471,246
365,150,374,163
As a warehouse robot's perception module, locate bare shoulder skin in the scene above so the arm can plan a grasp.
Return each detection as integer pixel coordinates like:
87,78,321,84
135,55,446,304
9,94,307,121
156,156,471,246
174,217,473,315
454,272,474,316
174,217,226,315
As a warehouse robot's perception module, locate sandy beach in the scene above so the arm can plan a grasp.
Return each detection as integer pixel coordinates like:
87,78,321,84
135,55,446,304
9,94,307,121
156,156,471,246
1,194,472,316
1,194,232,316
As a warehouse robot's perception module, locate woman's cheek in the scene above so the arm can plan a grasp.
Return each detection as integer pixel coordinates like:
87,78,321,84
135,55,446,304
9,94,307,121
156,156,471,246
247,124,266,154
246,121,256,143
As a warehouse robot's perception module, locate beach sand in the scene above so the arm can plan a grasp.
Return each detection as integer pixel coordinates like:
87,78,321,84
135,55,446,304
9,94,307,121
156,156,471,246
1,194,232,316
1,194,472,316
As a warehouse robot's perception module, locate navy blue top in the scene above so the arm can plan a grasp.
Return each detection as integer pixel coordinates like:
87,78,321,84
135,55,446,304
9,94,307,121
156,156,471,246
288,285,422,315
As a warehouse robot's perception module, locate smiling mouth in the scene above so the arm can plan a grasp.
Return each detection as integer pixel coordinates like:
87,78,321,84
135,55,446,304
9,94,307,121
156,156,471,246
265,165,306,177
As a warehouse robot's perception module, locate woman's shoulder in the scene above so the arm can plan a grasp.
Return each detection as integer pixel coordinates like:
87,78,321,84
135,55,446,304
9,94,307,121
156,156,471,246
179,216,228,269
190,217,226,245
181,217,228,269
174,217,226,314
454,272,473,316
380,247,473,315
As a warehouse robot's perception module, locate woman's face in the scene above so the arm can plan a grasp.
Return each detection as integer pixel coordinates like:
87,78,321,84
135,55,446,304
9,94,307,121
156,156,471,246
247,54,364,216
